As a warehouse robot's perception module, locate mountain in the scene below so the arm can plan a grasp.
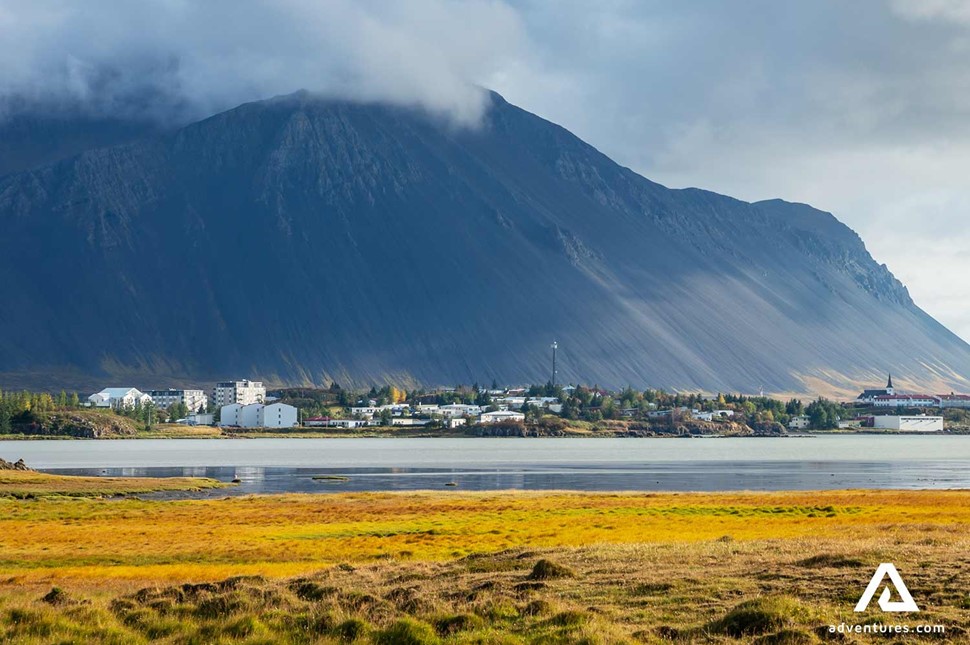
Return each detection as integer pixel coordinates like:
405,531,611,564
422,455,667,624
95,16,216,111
1,90,969,395
0,112,165,178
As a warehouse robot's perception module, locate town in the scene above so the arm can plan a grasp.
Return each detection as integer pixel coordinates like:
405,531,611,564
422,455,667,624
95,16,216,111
1,373,967,438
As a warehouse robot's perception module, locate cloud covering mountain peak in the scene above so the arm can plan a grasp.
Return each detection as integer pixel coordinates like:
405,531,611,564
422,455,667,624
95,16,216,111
0,0,524,126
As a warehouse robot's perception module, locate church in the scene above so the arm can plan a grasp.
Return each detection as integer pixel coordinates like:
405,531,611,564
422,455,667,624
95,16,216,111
856,374,895,403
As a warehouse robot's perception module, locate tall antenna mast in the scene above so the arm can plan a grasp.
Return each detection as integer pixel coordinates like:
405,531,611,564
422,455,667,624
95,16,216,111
551,341,558,387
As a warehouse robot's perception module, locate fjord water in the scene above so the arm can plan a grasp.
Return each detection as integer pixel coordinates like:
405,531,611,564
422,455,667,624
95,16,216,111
4,436,970,495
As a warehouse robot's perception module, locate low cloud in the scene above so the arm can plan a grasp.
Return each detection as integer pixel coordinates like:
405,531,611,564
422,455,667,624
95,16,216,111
0,0,525,125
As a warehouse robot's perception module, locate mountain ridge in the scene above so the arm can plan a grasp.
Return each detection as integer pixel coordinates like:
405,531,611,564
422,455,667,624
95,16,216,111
0,89,967,395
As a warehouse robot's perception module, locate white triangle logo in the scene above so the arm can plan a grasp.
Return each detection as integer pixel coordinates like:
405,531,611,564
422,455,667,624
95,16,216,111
854,563,920,612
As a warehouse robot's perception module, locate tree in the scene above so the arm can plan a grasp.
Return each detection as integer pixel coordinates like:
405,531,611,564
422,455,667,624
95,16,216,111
379,408,393,426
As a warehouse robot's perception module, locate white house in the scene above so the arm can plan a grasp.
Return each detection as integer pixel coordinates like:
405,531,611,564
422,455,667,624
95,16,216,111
351,406,378,418
327,419,368,429
480,410,525,424
788,415,811,430
439,404,482,418
88,387,152,409
391,418,431,426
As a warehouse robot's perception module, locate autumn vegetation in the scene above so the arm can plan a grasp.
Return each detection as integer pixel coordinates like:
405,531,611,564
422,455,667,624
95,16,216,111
0,487,968,642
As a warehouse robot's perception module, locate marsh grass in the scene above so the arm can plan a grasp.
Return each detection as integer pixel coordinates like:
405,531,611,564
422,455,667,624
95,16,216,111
0,491,968,642
0,470,228,499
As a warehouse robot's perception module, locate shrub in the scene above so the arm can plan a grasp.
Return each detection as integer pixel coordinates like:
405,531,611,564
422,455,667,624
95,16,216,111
41,587,70,606
709,596,810,637
290,579,338,602
521,599,552,616
434,613,484,636
527,559,576,580
336,617,369,642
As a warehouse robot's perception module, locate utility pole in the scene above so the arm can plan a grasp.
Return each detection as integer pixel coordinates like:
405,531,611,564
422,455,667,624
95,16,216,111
551,341,558,387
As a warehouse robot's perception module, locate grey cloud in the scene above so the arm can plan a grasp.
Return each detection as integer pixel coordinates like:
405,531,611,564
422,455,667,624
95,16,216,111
0,0,526,125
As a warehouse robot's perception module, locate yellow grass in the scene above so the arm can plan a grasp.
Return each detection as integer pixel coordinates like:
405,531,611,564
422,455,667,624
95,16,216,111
0,470,228,499
1,490,968,642
1,489,968,585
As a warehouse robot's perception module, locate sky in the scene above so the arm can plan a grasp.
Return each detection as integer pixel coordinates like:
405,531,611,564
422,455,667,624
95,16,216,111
1,0,969,339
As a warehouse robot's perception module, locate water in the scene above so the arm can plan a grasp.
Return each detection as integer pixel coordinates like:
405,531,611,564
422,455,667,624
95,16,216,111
2,435,969,495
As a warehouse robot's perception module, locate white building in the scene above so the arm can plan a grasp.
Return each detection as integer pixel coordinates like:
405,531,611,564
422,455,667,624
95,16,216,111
239,403,263,428
213,380,265,407
219,402,297,428
148,389,208,413
391,418,431,426
873,394,940,408
88,387,152,409
871,415,943,432
220,403,242,426
327,419,368,429
937,394,970,409
480,410,525,424
261,402,298,428
439,404,482,418
183,413,214,426
351,406,378,418
788,415,811,430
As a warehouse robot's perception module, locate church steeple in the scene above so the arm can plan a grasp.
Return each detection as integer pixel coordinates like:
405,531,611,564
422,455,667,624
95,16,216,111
887,373,893,389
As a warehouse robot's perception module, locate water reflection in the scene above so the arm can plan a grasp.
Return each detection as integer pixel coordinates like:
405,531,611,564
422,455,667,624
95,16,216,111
43,459,970,499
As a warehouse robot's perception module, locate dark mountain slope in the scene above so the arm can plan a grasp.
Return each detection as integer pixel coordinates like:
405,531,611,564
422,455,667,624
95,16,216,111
0,113,165,177
0,90,967,394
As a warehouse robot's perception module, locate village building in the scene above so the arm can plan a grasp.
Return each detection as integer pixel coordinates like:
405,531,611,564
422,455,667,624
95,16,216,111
480,410,526,424
856,374,896,403
219,402,297,428
873,394,940,408
439,404,482,418
937,394,970,408
148,388,208,413
88,387,152,409
788,415,810,430
213,380,265,407
869,415,943,432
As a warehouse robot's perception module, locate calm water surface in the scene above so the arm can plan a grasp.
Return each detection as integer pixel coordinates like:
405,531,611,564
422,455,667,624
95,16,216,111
2,436,968,494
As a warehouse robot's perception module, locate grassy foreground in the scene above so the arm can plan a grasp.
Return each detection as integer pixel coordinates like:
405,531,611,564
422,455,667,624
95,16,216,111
0,490,968,643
